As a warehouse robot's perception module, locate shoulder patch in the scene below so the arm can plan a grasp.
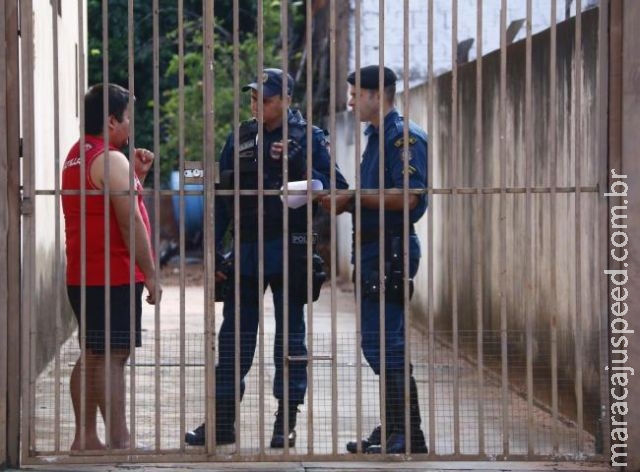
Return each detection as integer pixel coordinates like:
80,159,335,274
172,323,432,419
394,135,417,147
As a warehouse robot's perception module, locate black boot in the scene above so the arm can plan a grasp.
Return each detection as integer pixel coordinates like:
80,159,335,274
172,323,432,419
347,376,396,453
366,376,428,454
185,402,236,446
270,400,298,448
407,376,428,453
346,424,382,453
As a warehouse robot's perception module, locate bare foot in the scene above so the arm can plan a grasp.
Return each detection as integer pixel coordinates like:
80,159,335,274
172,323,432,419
70,437,106,451
110,436,132,450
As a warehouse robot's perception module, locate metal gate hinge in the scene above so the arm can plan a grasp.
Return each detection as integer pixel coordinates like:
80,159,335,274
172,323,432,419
21,196,33,216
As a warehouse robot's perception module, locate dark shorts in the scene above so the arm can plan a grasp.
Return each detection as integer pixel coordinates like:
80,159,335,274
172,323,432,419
67,283,143,353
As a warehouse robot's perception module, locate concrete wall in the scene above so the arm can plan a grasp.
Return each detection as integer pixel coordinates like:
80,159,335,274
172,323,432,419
29,2,84,373
0,3,83,464
349,0,599,87
335,8,603,435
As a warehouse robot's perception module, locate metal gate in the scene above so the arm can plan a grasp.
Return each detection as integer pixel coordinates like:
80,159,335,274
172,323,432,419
14,0,611,466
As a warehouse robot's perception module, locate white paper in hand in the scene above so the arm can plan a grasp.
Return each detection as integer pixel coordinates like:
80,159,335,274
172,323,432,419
281,179,323,209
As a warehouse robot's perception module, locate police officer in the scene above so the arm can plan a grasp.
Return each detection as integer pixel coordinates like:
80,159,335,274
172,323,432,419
320,65,429,454
185,68,348,448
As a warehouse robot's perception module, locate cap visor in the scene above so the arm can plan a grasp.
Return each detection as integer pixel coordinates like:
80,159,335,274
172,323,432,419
242,83,280,97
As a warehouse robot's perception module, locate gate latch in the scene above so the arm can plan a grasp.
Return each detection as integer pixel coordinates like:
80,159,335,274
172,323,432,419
21,196,33,216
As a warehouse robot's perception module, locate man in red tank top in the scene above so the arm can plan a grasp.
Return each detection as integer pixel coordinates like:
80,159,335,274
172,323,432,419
62,83,161,450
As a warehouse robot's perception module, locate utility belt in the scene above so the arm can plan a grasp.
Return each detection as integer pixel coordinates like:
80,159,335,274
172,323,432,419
219,233,326,304
358,225,415,245
361,268,414,304
359,233,415,303
238,231,318,245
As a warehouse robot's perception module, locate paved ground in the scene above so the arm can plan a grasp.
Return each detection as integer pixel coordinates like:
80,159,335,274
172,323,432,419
7,461,615,472
24,263,611,471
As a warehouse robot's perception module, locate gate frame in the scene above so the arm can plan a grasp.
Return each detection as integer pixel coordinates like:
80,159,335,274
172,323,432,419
1,0,23,468
6,0,626,468
19,0,36,466
615,0,640,469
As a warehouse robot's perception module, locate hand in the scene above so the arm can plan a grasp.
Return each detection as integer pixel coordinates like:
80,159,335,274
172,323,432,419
134,148,154,180
269,140,305,177
319,194,353,215
269,141,284,160
144,279,162,305
214,270,228,283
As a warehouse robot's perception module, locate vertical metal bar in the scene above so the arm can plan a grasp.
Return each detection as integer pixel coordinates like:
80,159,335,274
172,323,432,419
203,0,217,455
598,0,612,457
77,0,88,452
256,0,265,456
450,0,460,456
524,0,534,457
152,0,162,451
548,0,560,455
304,0,315,455
4,0,22,462
177,0,187,452
0,4,5,457
231,0,241,452
19,0,35,459
127,0,137,449
1,0,10,461
281,0,291,455
354,0,364,455
101,0,112,447
573,0,584,453
329,0,339,456
499,0,510,457
274,8,288,461
377,0,387,454
401,0,411,455
426,0,435,455
474,0,485,456
50,0,62,452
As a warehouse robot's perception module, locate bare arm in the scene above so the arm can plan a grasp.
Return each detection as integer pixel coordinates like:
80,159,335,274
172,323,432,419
359,192,419,211
321,191,419,215
92,150,161,304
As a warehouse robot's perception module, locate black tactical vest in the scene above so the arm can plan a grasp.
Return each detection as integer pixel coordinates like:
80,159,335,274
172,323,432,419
223,119,308,242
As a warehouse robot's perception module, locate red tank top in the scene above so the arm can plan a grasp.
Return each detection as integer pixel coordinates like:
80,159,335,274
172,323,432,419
62,134,151,286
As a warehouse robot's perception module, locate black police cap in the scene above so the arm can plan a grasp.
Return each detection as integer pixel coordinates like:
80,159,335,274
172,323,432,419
242,68,293,97
347,65,397,89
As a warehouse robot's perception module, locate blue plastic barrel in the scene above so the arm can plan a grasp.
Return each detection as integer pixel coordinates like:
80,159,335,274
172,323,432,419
170,170,203,245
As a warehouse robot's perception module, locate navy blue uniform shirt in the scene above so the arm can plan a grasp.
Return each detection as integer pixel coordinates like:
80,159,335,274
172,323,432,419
215,109,348,275
360,108,428,234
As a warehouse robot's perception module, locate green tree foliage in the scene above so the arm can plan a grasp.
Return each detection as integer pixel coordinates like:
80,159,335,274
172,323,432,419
87,0,204,180
88,0,305,184
160,8,280,179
